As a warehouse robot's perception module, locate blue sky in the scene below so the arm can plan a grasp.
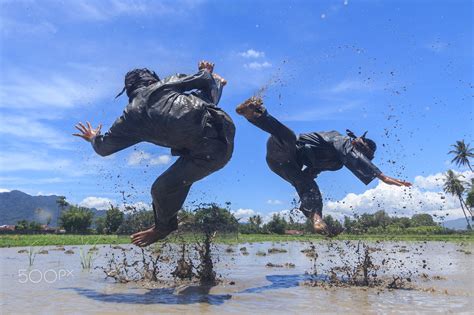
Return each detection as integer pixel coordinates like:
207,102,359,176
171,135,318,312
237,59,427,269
0,0,472,222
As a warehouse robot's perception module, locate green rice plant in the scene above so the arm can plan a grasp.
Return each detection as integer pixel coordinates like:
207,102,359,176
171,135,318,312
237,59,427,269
27,242,44,267
79,236,99,270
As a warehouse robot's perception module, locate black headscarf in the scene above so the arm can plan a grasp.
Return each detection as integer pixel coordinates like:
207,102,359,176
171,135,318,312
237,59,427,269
346,129,377,160
115,68,160,100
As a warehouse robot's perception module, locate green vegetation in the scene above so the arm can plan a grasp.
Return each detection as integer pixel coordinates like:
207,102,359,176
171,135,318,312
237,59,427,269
15,220,43,231
448,139,473,172
60,206,93,233
1,231,473,248
445,139,473,229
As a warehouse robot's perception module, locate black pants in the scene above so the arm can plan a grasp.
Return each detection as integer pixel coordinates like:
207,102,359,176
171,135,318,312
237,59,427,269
250,113,322,217
152,107,235,231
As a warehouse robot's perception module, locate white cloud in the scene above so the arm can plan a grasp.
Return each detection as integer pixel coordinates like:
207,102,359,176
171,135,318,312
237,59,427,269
65,0,204,21
232,208,256,221
150,155,172,165
79,197,151,211
244,61,272,70
267,199,283,205
0,188,11,193
121,201,151,212
326,79,375,94
239,49,265,58
0,151,72,172
127,151,151,165
325,171,474,221
414,170,473,190
127,151,172,166
0,114,73,149
281,100,361,122
0,72,105,110
425,40,449,53
79,196,115,210
0,18,57,37
264,209,306,223
36,192,59,196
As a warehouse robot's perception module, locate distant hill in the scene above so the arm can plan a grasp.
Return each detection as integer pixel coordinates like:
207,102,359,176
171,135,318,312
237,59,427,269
0,190,105,226
441,217,473,230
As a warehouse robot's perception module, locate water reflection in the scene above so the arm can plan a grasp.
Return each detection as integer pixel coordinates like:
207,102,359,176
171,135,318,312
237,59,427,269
66,274,327,306
64,285,232,305
240,274,326,293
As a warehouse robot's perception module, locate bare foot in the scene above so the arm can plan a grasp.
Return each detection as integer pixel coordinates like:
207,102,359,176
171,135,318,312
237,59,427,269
131,225,173,247
310,213,329,235
310,213,344,237
236,96,266,121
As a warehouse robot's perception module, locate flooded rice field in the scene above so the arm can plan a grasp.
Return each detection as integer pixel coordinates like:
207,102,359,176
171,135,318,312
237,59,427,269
1,241,472,314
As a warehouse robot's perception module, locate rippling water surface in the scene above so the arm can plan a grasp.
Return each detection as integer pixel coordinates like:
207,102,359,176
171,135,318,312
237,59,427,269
1,241,472,314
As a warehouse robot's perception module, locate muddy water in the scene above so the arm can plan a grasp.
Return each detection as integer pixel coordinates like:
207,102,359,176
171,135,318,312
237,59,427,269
0,241,472,314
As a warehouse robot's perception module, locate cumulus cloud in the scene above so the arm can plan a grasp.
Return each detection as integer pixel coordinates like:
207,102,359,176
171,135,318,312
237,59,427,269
263,209,306,224
414,170,473,190
79,196,115,210
0,188,11,193
79,196,151,212
325,171,474,221
127,151,172,166
150,155,172,165
267,199,283,205
239,49,265,58
244,61,272,70
231,208,256,221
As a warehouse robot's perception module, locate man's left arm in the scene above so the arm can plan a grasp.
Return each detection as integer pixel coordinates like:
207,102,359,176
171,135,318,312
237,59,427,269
337,140,411,186
340,146,383,185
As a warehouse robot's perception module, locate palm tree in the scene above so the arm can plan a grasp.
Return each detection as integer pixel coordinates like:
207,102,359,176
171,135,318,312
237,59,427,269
56,196,69,228
448,140,474,171
443,170,471,229
466,179,474,214
248,215,263,231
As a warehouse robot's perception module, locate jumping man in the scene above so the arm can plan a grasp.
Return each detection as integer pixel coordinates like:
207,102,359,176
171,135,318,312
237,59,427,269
236,97,411,235
74,61,235,246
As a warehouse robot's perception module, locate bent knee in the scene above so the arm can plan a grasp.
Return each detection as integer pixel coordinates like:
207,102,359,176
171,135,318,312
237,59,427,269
207,142,233,171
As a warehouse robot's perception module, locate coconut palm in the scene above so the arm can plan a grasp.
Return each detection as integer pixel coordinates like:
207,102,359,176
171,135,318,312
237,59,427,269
249,215,263,228
448,140,474,171
56,196,69,228
443,170,471,229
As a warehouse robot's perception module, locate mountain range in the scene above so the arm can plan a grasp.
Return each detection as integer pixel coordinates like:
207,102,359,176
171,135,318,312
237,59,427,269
0,190,104,226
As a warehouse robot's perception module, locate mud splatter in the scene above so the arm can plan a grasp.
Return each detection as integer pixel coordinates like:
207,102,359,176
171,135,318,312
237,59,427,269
303,241,418,290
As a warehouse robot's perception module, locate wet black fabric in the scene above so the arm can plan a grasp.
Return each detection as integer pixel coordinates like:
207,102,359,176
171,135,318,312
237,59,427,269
250,111,381,216
91,70,235,229
297,131,382,185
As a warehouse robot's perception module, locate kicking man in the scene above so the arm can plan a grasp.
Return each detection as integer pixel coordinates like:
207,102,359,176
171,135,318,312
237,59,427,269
74,61,235,246
236,97,411,235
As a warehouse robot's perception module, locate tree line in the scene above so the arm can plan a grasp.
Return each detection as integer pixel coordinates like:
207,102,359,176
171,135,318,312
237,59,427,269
13,140,473,235
15,200,466,236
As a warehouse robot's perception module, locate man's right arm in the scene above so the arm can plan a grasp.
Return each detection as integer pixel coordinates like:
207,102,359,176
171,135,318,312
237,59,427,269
91,115,140,156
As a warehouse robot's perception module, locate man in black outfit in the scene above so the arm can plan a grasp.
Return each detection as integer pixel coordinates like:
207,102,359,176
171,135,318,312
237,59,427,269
236,97,411,235
74,61,235,246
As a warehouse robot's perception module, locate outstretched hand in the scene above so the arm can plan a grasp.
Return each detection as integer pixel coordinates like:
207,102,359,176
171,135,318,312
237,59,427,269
378,174,412,187
212,73,227,86
198,60,214,73
73,122,102,142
